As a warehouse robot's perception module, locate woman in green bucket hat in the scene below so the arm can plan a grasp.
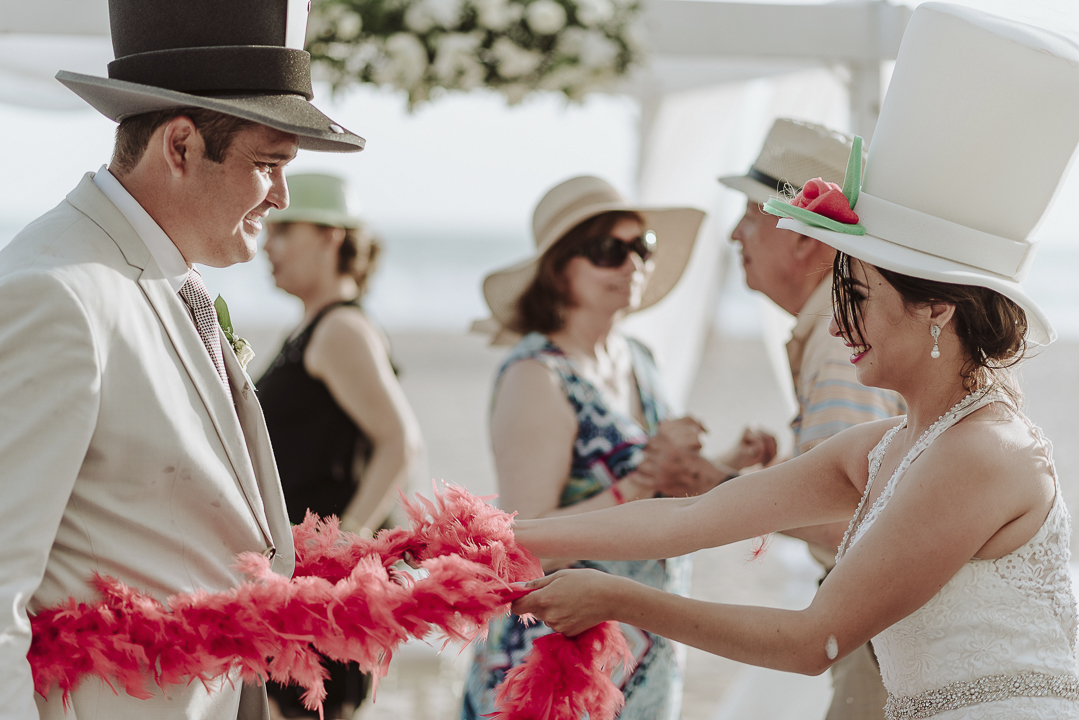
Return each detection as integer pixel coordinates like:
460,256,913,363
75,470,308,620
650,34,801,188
256,173,423,720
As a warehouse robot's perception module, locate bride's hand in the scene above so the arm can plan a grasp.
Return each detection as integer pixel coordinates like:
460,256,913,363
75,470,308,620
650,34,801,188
511,568,623,636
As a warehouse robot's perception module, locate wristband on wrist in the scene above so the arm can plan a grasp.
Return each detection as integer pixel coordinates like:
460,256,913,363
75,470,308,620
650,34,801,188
609,483,626,505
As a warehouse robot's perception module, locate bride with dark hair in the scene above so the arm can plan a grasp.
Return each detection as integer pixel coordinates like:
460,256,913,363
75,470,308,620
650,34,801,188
510,5,1079,718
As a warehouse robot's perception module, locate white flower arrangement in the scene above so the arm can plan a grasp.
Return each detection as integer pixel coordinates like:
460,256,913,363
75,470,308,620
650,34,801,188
307,0,645,106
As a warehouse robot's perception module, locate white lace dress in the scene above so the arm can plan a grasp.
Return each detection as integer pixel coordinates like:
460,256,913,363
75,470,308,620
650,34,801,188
840,388,1079,719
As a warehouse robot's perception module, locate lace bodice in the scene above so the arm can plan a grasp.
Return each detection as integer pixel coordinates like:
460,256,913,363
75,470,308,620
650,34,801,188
842,388,1079,719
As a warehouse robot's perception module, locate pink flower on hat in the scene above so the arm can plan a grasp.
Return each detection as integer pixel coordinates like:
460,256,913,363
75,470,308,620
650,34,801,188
790,178,859,224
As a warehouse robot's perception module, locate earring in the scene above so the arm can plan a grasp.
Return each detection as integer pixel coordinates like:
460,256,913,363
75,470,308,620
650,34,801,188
930,325,941,359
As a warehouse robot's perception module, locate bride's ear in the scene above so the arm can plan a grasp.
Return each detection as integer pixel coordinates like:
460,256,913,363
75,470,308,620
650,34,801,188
923,301,956,332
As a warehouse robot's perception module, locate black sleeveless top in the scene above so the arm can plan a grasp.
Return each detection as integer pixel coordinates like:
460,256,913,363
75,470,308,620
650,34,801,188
256,299,373,525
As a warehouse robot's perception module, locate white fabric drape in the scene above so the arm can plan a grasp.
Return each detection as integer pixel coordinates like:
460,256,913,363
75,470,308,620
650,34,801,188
623,67,851,413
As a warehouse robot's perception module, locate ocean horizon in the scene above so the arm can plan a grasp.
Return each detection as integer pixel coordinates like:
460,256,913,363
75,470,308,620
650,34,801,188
1,220,1077,340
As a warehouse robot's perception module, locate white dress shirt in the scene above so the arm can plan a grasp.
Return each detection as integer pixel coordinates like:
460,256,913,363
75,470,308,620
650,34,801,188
93,165,189,292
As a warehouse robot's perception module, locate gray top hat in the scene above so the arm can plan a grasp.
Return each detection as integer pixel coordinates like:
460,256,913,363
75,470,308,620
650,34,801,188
56,0,364,153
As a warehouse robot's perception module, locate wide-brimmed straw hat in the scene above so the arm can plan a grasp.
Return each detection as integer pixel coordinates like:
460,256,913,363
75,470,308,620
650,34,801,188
55,0,364,153
266,173,363,228
719,118,865,205
765,2,1079,346
481,176,706,330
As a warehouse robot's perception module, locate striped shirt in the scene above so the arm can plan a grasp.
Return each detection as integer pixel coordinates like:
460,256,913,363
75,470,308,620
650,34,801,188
787,278,905,457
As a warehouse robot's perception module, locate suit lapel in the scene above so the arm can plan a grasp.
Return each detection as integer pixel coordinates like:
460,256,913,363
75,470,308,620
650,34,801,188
67,174,277,550
138,271,275,546
221,337,295,577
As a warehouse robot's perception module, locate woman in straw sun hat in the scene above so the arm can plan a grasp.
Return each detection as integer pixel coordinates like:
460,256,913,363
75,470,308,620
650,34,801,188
256,173,423,720
509,5,1079,719
462,176,773,719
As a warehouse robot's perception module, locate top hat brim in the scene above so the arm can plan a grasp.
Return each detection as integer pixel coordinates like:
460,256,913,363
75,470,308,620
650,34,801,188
777,216,1056,346
56,71,364,153
482,206,706,331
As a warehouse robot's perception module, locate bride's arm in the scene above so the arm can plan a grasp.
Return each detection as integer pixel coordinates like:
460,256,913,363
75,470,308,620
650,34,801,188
514,415,1053,674
512,419,890,561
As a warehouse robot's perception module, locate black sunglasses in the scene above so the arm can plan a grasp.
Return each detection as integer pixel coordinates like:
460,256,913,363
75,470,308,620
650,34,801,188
577,231,657,268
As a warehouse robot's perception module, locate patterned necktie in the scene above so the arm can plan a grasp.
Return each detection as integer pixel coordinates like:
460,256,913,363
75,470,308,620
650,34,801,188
179,269,229,389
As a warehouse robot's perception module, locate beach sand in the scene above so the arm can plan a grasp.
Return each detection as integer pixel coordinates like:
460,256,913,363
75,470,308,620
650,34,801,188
244,326,1079,720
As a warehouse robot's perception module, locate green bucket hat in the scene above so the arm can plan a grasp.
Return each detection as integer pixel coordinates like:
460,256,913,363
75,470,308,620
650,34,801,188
266,173,363,228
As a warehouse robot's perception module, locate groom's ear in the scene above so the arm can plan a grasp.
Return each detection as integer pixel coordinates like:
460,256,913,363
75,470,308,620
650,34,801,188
161,116,201,177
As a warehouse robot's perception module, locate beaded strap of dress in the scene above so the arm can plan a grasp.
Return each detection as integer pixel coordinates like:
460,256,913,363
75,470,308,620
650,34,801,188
836,385,998,563
834,385,1079,719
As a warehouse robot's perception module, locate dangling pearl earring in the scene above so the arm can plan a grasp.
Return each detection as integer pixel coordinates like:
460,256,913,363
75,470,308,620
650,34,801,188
930,325,941,359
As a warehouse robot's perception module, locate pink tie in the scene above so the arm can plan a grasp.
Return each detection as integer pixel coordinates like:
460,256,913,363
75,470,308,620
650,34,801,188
179,269,229,389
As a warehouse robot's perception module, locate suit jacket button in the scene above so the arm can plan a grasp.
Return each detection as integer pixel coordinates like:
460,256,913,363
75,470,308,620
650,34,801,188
263,546,276,560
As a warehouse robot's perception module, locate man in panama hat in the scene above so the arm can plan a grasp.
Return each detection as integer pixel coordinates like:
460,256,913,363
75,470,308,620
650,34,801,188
723,120,902,720
0,1,362,718
641,119,904,720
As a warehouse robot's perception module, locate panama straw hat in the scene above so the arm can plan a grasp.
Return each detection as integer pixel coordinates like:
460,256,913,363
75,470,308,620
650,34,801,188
55,0,363,153
719,118,866,205
765,2,1079,346
266,173,362,228
481,176,706,331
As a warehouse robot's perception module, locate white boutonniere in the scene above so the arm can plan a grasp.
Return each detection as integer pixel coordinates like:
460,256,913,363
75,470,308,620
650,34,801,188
213,295,256,371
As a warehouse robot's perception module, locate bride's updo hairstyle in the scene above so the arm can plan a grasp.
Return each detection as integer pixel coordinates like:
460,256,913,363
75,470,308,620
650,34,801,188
832,251,1028,394
511,210,644,335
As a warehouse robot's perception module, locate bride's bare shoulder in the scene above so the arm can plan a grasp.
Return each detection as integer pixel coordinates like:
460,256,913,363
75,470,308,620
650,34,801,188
929,402,1054,502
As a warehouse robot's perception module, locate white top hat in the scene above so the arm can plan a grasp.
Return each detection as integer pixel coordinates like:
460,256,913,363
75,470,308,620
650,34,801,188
481,176,705,331
719,118,865,205
766,2,1079,346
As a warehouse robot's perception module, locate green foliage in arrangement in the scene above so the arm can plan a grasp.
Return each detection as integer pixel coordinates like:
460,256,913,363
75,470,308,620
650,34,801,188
307,0,646,106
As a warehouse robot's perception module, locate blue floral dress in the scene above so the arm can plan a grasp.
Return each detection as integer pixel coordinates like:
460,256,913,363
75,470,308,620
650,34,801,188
461,332,690,720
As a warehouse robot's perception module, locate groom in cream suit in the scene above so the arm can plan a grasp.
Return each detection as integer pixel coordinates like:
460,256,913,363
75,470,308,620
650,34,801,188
0,1,364,718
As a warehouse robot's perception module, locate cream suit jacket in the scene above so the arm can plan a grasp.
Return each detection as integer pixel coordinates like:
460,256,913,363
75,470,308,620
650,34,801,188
0,174,295,719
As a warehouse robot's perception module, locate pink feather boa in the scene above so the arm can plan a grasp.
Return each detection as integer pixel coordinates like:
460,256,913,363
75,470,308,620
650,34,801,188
28,483,634,720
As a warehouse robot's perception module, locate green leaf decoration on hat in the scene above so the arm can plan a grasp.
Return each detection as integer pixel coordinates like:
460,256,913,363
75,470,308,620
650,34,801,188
762,135,866,236
843,135,862,210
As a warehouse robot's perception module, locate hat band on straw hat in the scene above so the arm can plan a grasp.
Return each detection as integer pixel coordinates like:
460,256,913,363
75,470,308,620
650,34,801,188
856,193,1033,279
535,190,624,245
746,167,785,192
108,46,314,100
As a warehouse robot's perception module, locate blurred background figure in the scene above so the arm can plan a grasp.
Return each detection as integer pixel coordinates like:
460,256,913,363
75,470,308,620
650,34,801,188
461,176,766,719
642,119,905,720
256,173,423,720
720,121,904,720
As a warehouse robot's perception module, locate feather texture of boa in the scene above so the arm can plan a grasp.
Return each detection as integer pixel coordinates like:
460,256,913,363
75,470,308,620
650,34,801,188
28,483,633,720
